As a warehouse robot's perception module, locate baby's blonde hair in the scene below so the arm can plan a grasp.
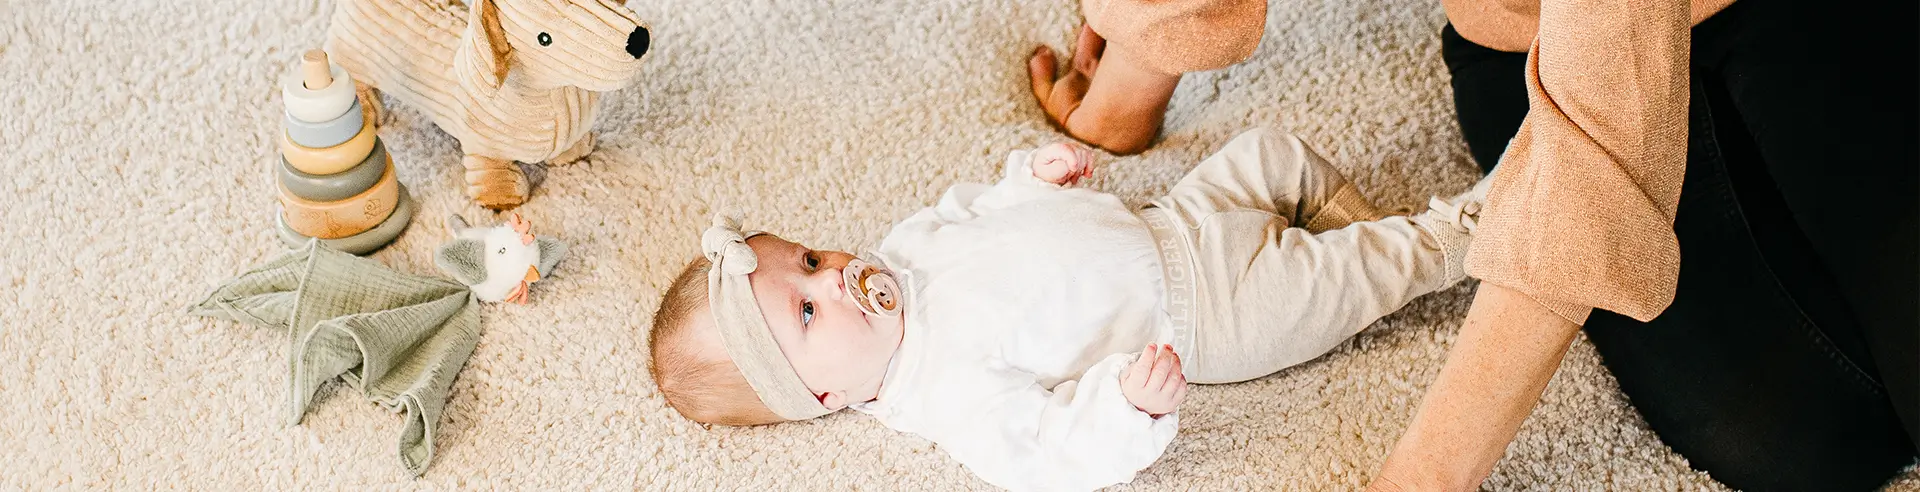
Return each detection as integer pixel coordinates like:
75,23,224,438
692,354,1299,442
647,257,785,426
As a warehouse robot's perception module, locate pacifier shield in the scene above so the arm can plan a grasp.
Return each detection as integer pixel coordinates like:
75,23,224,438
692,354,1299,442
842,259,902,317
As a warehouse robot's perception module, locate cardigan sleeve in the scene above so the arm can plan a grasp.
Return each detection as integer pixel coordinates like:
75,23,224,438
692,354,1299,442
1081,0,1266,74
1462,0,1692,324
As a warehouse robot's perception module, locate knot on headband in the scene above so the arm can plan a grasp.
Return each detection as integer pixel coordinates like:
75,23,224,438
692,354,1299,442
702,215,758,275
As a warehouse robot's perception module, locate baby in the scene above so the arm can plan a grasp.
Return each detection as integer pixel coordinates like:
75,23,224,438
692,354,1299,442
647,128,1486,491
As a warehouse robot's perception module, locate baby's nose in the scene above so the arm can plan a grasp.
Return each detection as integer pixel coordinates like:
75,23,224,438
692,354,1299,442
625,26,650,59
813,270,846,301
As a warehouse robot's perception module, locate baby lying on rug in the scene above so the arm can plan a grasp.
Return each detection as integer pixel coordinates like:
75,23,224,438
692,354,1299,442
647,128,1488,491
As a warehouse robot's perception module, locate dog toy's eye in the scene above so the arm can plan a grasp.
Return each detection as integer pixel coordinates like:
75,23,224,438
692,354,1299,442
498,247,507,255
537,32,552,46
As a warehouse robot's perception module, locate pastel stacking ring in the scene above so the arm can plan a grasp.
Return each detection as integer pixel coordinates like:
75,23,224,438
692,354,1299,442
284,98,365,148
278,160,401,239
276,185,415,256
277,139,389,202
280,117,376,175
282,64,358,123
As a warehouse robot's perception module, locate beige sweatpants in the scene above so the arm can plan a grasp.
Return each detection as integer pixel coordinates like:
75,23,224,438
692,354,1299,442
1144,129,1471,384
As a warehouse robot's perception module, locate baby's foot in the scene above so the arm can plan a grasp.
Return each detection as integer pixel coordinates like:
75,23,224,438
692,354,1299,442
1425,173,1495,234
1029,141,1096,186
1028,25,1181,155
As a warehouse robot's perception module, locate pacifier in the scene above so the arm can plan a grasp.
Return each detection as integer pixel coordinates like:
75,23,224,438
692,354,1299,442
841,258,903,317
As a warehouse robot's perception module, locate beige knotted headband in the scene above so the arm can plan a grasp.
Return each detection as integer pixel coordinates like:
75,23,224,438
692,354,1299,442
702,215,832,421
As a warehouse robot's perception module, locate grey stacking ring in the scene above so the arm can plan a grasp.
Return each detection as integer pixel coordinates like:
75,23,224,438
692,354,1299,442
278,139,389,202
277,184,416,256
284,99,366,148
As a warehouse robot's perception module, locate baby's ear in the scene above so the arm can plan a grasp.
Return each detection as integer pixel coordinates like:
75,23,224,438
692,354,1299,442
435,238,489,286
817,391,851,412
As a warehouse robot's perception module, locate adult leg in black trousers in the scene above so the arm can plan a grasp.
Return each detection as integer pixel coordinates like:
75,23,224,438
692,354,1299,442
1440,24,1527,175
1692,0,1920,449
1437,0,1919,488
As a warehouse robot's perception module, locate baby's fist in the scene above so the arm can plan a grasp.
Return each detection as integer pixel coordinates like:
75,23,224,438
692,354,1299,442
1121,344,1187,418
1029,141,1095,186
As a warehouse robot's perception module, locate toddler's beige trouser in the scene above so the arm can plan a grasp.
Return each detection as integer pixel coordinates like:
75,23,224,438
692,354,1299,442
1144,129,1470,384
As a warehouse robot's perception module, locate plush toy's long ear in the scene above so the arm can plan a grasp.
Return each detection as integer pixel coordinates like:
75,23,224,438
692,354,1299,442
435,238,490,286
457,0,510,90
535,237,568,279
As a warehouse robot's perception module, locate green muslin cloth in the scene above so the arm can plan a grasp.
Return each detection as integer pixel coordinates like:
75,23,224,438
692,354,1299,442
187,240,479,477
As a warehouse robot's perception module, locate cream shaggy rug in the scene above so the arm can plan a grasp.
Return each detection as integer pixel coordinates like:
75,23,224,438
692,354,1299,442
2,0,1914,489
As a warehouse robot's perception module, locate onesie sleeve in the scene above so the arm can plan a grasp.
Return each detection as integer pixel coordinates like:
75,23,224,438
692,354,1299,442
915,352,1178,492
889,148,1092,232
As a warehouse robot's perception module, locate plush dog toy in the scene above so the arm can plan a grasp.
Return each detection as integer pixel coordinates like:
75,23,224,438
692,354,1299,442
324,0,652,210
435,213,566,303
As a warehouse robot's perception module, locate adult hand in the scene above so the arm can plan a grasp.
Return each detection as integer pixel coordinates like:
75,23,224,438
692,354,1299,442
1029,25,1104,137
1027,25,1179,155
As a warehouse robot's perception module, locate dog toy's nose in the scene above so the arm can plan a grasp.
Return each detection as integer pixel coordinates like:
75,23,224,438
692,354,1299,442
625,26,650,59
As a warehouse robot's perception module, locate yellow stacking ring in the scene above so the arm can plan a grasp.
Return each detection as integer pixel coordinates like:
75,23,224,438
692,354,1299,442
280,116,376,175
278,159,401,239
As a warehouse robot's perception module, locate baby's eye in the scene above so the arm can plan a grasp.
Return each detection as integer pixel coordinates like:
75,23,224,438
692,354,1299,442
801,300,815,326
803,251,820,271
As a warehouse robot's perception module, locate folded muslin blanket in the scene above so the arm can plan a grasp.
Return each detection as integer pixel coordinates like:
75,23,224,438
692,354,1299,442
188,240,479,476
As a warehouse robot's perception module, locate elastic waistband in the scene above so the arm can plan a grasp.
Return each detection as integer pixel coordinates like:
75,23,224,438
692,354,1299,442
1139,207,1199,362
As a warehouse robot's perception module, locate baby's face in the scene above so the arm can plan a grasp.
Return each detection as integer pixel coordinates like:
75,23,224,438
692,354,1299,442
745,235,905,408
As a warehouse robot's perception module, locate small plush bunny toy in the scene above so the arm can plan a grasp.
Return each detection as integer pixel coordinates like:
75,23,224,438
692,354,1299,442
435,213,567,304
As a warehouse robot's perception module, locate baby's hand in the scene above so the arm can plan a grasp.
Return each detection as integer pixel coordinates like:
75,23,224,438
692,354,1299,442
1120,344,1187,418
1029,141,1095,186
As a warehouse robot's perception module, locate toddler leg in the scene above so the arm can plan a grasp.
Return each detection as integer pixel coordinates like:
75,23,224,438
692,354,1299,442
1152,128,1385,234
1183,211,1473,384
1159,130,1484,384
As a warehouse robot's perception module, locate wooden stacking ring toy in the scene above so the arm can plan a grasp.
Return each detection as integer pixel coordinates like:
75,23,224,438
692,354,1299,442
277,139,389,202
282,61,357,123
276,185,415,255
280,116,376,175
278,160,401,239
284,98,366,148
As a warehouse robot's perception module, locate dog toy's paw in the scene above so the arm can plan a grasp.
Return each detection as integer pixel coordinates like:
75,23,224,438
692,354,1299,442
463,155,530,210
355,82,389,126
548,132,595,167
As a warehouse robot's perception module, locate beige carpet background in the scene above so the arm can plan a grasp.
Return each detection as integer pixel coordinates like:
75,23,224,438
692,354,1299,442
2,0,1913,489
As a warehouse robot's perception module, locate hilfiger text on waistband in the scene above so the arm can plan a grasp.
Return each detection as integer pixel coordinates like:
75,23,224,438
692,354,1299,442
1140,207,1198,365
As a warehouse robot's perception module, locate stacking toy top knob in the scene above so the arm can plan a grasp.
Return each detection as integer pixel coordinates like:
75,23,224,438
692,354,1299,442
302,50,334,90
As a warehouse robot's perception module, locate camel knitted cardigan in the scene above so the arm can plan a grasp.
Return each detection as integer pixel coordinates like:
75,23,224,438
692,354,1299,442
1080,0,1730,72
1087,0,1710,323
1463,0,1697,324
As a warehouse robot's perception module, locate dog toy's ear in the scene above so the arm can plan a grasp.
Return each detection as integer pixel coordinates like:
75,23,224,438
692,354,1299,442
458,0,510,91
534,236,567,279
435,238,490,287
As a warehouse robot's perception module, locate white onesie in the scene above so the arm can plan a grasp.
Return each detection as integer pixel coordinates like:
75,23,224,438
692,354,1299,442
853,149,1178,492
850,129,1478,492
